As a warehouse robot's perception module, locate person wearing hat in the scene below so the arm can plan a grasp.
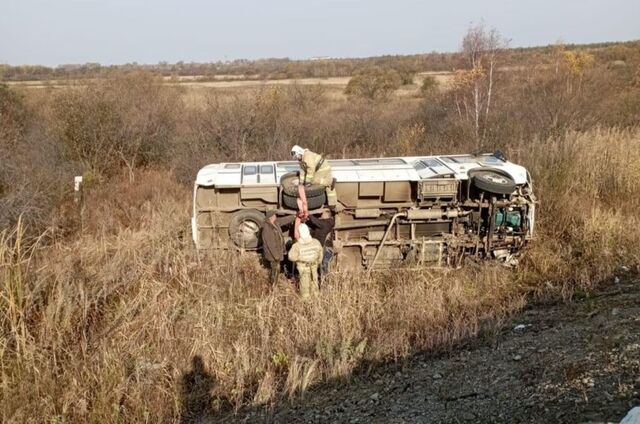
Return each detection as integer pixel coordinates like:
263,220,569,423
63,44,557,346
290,145,335,218
288,223,323,299
261,210,294,286
290,145,332,188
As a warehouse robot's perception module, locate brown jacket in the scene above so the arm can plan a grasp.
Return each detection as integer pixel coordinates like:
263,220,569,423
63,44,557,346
261,216,294,262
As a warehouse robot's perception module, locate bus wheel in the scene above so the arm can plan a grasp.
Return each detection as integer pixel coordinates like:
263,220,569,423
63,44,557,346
471,169,516,195
228,209,264,250
282,192,326,210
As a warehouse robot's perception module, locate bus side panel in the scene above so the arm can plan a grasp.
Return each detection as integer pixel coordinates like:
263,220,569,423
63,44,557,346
195,186,237,248
240,187,278,208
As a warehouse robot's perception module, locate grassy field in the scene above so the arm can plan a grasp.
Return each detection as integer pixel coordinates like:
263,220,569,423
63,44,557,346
5,71,454,104
2,39,640,422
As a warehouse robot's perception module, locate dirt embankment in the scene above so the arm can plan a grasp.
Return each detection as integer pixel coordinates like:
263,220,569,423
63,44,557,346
226,278,640,424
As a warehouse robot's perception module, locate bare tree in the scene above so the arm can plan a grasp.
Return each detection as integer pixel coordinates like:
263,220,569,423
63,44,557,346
457,23,509,146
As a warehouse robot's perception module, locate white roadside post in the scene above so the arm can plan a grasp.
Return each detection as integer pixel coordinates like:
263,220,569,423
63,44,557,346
74,176,83,205
74,175,85,230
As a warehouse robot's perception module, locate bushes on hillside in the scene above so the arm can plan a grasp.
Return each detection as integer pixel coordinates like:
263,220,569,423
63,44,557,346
345,67,402,100
0,85,70,234
0,84,26,197
415,49,640,146
0,84,28,148
169,84,415,183
420,75,439,95
50,72,182,178
394,63,417,85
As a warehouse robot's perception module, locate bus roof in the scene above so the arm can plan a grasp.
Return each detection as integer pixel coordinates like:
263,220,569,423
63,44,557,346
195,154,529,187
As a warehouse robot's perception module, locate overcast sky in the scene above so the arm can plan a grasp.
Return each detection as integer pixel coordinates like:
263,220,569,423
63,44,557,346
1,0,638,66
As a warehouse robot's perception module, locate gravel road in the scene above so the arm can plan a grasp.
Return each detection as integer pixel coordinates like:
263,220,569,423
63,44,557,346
222,278,640,423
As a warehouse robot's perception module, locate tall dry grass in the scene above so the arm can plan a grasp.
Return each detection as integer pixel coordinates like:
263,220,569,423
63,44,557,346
2,128,640,422
514,128,640,295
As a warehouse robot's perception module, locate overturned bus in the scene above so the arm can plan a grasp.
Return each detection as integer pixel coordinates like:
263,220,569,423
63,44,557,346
192,153,535,269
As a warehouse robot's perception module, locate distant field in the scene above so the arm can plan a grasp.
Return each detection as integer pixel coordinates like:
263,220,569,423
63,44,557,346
5,71,454,103
5,71,455,107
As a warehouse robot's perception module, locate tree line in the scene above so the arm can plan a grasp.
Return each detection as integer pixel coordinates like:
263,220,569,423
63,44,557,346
1,39,637,82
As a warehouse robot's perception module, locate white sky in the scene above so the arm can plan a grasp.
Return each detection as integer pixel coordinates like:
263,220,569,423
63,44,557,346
1,0,638,66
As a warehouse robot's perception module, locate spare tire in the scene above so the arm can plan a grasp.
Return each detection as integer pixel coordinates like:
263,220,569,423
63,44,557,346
472,170,516,195
228,209,264,249
280,172,325,198
282,192,326,210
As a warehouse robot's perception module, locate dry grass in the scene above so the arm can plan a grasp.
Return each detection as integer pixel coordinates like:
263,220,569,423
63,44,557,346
2,128,640,422
7,72,452,106
514,128,640,293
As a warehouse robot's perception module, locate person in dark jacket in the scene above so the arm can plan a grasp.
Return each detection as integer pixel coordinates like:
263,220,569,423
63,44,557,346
306,210,335,277
261,211,294,286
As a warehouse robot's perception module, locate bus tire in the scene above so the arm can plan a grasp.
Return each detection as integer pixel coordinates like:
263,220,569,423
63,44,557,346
228,209,264,250
280,172,326,198
282,192,326,210
471,170,516,195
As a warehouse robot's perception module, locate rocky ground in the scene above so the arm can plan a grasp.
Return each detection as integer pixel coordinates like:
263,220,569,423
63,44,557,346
218,276,640,424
